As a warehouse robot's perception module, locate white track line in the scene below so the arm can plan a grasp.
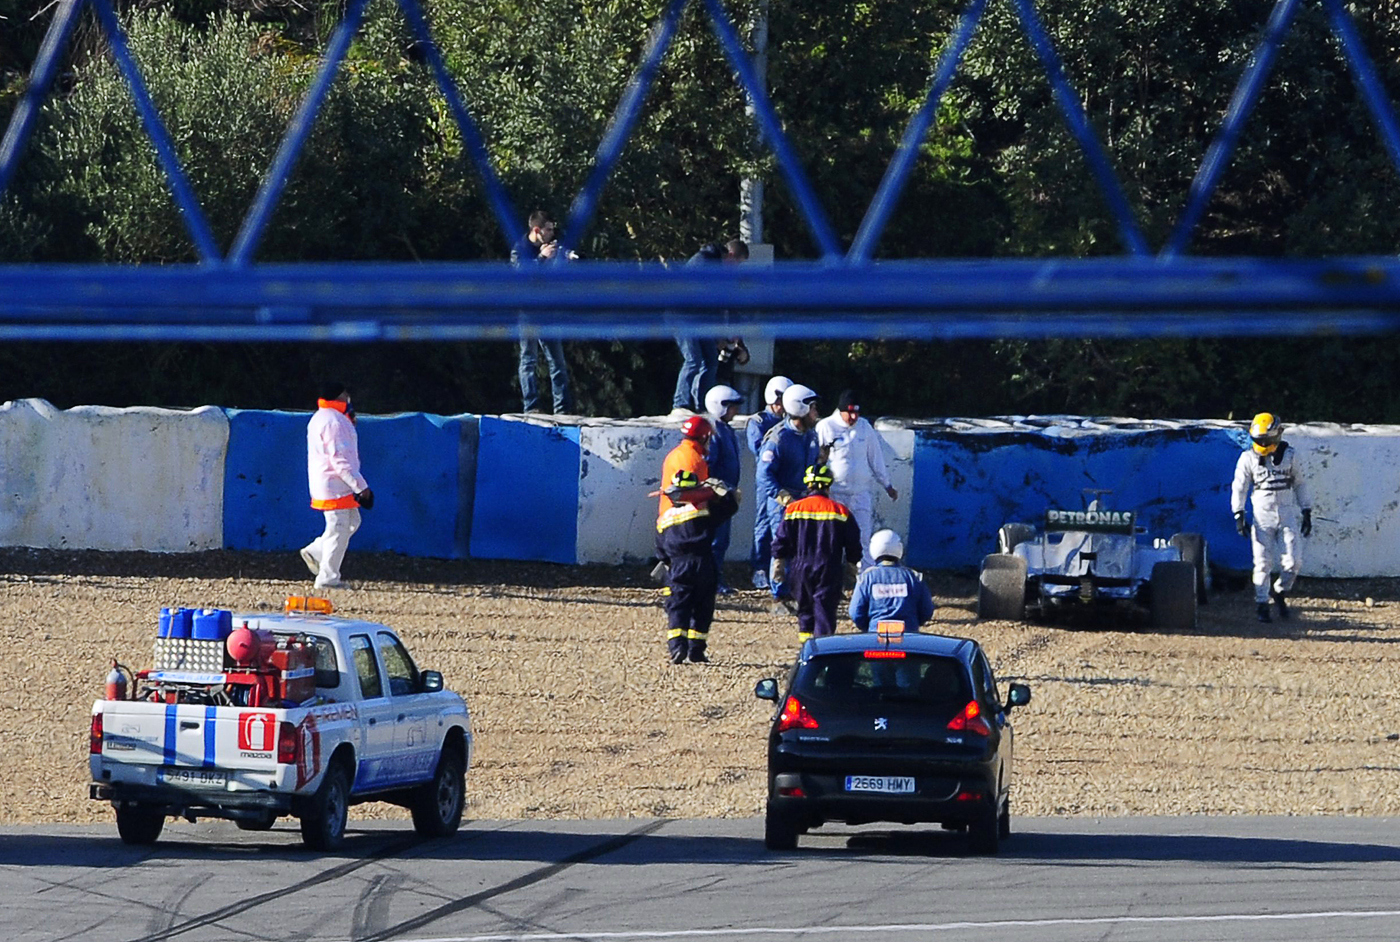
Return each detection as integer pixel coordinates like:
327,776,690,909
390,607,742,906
343,908,1400,942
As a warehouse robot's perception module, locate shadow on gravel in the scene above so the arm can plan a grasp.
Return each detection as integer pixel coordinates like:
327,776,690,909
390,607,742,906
11,824,1400,868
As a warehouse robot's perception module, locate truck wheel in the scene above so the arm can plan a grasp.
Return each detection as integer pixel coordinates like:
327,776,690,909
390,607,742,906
411,747,465,838
978,554,1027,622
115,804,165,845
235,811,277,831
968,804,1000,855
997,523,1035,554
764,807,799,851
1150,561,1197,631
300,764,349,851
1169,532,1209,605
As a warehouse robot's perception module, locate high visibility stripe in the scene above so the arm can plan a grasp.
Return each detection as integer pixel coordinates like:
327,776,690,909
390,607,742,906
667,628,684,639
685,628,708,640
658,506,710,531
784,510,849,522
203,706,217,768
312,495,358,510
797,632,813,642
163,704,177,765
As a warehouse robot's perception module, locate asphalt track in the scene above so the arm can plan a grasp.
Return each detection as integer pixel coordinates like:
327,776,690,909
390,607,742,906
5,817,1400,942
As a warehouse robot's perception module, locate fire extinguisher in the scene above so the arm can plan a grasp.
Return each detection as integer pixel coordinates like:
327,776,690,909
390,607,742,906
105,660,133,700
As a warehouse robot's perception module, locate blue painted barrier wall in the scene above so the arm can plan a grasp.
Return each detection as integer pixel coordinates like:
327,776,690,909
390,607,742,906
223,409,475,557
906,423,1249,570
469,417,580,563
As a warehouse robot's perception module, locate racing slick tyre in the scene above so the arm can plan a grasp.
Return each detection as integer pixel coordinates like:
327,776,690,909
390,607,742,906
1150,561,1197,631
411,747,466,838
115,803,165,845
300,763,350,851
997,523,1036,554
764,806,800,851
1169,532,1209,605
968,803,1000,855
978,554,1027,622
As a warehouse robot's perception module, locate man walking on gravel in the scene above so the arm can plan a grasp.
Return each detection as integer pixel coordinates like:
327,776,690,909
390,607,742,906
301,382,373,590
1232,412,1311,623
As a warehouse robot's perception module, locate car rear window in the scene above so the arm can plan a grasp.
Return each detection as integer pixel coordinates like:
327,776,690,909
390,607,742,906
793,653,971,707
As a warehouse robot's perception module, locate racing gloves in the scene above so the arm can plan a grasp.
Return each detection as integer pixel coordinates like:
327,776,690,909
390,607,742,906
1301,509,1312,538
354,488,375,510
1234,511,1247,537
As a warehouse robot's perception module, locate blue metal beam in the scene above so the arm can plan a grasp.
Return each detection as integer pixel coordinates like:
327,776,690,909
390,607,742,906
0,257,1396,341
0,0,88,197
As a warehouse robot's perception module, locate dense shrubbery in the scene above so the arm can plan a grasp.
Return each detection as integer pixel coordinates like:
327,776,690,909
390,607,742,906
1,0,1399,418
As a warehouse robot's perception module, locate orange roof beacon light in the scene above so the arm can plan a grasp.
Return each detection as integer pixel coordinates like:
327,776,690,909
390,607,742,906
284,596,334,615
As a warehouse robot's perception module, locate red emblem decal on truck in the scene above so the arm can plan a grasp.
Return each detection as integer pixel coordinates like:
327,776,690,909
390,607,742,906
238,712,276,752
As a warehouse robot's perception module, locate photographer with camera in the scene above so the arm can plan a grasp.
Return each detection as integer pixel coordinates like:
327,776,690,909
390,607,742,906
511,210,576,414
669,239,749,417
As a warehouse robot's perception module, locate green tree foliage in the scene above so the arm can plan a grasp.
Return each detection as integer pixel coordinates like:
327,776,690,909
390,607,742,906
2,0,1400,419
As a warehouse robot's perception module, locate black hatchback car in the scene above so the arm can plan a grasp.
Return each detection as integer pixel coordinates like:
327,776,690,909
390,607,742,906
755,631,1031,854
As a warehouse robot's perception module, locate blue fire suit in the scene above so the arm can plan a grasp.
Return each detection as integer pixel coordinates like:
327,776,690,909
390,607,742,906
849,561,935,632
758,421,819,597
706,418,742,586
747,410,785,580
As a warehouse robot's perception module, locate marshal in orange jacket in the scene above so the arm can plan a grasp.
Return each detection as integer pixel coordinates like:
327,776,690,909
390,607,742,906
658,438,711,519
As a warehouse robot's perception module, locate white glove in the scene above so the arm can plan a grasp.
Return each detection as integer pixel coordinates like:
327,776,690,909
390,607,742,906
703,478,730,497
775,489,793,507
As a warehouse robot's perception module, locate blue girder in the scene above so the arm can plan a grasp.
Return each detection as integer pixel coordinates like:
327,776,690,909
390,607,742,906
2,0,1400,341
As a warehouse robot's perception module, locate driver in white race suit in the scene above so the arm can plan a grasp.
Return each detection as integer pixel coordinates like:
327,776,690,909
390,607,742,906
1231,412,1312,623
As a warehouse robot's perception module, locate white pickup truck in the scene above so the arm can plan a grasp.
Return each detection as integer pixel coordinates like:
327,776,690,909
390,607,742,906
89,608,472,850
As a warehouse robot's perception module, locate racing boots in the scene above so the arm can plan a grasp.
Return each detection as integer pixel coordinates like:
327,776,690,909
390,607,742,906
1256,602,1272,623
1270,588,1290,621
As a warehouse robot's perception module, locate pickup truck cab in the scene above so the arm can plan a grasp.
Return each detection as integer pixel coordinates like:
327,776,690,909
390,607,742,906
89,608,471,850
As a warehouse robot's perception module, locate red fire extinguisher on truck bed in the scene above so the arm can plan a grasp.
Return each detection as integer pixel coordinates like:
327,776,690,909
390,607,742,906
104,661,133,700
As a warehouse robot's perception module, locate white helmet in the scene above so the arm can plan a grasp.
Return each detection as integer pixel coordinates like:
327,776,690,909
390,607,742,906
764,375,793,405
869,528,904,561
704,384,743,419
782,384,818,419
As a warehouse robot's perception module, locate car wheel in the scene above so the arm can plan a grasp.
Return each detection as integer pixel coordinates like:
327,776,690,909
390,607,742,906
764,808,799,851
1169,532,1209,605
998,799,1011,840
300,763,349,851
1150,561,1197,631
978,554,1027,622
235,811,277,831
997,523,1035,554
411,747,465,838
115,804,165,845
968,804,999,855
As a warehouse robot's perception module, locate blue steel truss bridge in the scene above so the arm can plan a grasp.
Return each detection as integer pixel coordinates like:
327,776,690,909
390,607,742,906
2,0,1399,342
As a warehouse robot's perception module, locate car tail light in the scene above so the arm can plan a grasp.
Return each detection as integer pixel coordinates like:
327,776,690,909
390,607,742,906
89,713,103,755
277,721,301,764
947,700,992,736
864,650,906,659
778,785,806,797
776,696,819,733
957,790,985,802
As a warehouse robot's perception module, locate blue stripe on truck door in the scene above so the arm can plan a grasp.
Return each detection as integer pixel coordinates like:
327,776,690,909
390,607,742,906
163,704,177,765
204,706,216,768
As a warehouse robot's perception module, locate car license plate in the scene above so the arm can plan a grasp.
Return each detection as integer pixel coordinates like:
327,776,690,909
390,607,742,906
844,775,915,794
158,767,227,789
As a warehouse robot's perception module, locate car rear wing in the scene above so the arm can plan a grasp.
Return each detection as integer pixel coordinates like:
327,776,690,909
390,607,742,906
1044,509,1136,534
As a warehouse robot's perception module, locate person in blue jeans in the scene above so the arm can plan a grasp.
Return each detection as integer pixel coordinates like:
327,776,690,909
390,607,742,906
512,210,576,414
672,240,748,413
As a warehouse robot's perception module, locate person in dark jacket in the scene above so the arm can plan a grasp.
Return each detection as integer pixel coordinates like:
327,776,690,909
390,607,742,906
771,464,863,643
655,470,741,664
758,384,821,605
747,375,792,589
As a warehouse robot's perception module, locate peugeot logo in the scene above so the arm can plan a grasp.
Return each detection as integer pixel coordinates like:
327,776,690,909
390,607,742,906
874,717,888,731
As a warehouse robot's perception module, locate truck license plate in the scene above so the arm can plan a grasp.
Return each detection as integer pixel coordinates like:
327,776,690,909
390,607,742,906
844,775,915,794
158,767,228,789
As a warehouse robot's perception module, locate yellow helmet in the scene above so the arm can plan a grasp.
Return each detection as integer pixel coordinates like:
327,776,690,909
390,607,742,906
1249,412,1282,455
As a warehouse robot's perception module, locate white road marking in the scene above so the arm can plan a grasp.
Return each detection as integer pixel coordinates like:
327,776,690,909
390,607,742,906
346,908,1400,942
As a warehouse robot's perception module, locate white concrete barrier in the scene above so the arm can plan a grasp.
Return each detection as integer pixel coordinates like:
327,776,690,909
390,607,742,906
1287,426,1400,577
0,399,227,551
